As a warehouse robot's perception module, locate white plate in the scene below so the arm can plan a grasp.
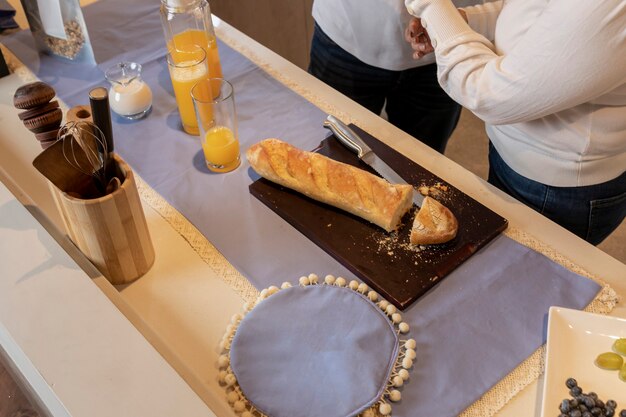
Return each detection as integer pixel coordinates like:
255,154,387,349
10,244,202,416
541,307,626,417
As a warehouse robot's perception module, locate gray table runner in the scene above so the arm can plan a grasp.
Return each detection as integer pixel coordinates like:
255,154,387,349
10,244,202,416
3,2,601,415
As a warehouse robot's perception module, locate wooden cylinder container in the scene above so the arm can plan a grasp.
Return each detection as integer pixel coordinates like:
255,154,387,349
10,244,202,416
53,154,155,285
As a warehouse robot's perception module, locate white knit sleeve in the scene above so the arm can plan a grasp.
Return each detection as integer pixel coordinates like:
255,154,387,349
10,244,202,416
420,0,626,125
462,0,502,42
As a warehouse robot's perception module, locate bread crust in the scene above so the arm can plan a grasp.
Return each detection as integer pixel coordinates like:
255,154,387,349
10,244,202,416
410,196,458,245
247,138,414,232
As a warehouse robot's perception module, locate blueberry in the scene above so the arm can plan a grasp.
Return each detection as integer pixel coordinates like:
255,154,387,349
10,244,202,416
589,392,599,400
571,399,580,408
566,378,578,389
619,411,626,417
605,409,615,417
571,387,583,396
583,412,593,417
596,400,605,409
561,400,572,413
584,397,597,409
570,411,583,417
592,407,603,416
607,401,617,409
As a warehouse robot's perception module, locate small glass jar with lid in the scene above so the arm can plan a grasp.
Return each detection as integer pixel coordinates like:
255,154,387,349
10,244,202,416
105,62,153,120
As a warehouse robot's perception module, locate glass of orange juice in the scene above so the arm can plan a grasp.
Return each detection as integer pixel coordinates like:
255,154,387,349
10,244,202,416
166,45,208,135
191,78,240,173
167,29,223,83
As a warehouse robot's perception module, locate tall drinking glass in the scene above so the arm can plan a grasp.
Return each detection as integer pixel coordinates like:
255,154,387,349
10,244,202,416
191,78,240,173
166,45,207,135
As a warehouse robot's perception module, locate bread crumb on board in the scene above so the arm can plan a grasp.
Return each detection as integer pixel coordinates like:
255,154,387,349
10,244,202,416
418,182,449,199
376,234,423,255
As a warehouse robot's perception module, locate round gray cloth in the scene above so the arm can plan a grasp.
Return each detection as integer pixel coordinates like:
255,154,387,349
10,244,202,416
230,284,398,417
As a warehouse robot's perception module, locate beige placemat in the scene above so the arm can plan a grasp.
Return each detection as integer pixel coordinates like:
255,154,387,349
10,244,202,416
3,39,619,417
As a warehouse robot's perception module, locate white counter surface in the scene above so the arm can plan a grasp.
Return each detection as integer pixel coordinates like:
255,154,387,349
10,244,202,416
0,147,215,417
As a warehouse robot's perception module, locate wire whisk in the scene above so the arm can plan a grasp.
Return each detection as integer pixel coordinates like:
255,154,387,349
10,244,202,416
57,121,109,194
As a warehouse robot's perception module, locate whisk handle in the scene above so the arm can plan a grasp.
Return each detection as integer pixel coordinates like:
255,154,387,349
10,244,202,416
89,87,114,155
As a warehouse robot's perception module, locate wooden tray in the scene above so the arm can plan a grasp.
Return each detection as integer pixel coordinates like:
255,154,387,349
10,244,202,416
249,126,508,310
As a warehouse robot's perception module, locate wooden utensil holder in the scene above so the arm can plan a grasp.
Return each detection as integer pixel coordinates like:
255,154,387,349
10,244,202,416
52,154,155,285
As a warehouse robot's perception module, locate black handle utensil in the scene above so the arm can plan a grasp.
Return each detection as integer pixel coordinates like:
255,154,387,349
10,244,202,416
89,86,116,184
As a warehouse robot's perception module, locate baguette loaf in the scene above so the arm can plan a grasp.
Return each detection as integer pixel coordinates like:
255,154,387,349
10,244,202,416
410,196,458,245
247,138,414,232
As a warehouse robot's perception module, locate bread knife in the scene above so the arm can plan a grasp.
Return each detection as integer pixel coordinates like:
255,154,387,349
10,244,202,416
324,115,424,207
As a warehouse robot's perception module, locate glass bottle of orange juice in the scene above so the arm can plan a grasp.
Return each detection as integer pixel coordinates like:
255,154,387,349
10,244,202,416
160,0,223,129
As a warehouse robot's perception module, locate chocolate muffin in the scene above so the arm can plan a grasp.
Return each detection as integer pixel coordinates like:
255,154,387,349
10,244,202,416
13,81,63,149
18,100,59,121
13,82,56,109
34,129,60,143
39,139,58,149
23,108,63,134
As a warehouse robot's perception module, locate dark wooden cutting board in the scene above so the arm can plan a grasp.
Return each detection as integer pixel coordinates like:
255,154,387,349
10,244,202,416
249,125,508,310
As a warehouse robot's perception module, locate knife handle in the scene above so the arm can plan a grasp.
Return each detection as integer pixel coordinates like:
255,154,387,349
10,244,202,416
324,115,372,159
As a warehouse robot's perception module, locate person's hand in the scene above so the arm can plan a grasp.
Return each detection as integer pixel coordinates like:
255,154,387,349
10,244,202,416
405,9,469,60
405,17,433,60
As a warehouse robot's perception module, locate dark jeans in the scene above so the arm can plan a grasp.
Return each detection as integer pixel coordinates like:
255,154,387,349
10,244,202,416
488,144,626,245
308,23,461,153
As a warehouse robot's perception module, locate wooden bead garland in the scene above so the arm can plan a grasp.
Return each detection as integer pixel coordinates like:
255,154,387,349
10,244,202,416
217,273,416,416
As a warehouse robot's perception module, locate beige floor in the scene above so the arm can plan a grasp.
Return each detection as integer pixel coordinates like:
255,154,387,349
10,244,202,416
446,110,626,264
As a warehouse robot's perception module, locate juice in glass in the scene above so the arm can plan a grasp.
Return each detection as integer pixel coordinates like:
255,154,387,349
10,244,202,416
168,29,223,83
191,78,240,173
166,46,207,135
202,126,240,172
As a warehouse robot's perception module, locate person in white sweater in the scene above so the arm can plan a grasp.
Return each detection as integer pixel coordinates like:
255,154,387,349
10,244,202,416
309,0,482,153
404,0,626,244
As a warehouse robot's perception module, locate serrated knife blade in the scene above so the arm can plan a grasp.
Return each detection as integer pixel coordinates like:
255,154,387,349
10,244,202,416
324,115,424,207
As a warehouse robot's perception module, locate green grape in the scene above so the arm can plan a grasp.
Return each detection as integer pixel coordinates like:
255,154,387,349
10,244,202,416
595,352,623,370
620,363,626,382
613,338,626,356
